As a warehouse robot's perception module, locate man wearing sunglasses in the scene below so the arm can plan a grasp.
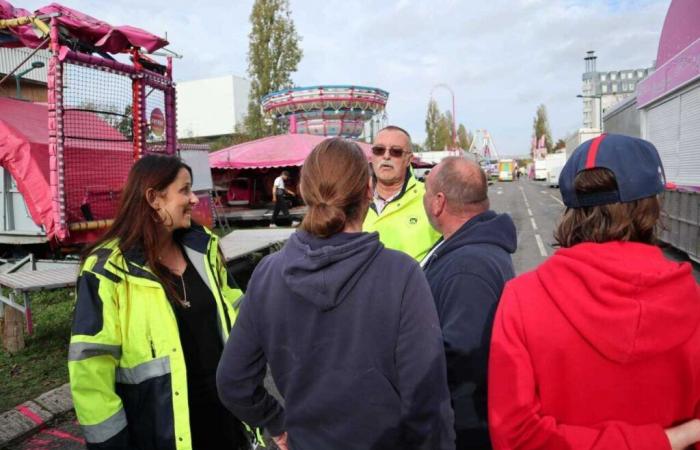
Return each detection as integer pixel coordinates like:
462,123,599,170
363,125,441,261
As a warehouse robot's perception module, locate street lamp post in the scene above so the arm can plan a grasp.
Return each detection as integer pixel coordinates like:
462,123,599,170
14,61,45,100
577,94,603,132
431,83,457,150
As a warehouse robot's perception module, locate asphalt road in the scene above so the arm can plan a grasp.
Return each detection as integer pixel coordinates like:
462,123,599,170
7,178,700,449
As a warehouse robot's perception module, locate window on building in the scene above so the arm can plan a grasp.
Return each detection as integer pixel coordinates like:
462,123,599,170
602,85,608,93
600,74,606,81
612,83,618,92
611,73,617,80
637,70,645,78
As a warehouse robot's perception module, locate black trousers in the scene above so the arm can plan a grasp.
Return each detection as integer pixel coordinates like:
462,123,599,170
272,189,289,222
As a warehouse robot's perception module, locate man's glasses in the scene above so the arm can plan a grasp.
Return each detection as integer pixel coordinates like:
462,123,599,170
372,145,408,158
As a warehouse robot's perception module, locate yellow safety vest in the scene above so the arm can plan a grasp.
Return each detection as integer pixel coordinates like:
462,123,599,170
363,174,441,261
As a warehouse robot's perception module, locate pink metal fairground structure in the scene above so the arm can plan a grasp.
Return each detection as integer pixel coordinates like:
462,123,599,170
0,2,178,246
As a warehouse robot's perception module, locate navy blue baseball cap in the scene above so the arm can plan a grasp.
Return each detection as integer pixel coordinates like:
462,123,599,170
559,133,666,208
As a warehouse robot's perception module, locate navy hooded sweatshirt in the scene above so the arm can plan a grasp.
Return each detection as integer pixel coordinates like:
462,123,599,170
217,230,456,450
422,210,516,448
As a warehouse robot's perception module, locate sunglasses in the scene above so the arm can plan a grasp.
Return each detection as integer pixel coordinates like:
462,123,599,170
371,145,408,158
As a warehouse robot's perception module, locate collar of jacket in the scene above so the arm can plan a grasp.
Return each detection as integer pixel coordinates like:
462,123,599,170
118,224,216,285
424,210,498,265
370,167,417,213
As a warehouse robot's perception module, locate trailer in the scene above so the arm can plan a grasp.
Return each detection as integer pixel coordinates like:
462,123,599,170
533,159,548,181
545,152,567,188
498,159,514,181
636,0,700,263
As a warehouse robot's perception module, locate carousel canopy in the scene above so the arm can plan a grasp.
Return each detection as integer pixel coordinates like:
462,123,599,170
209,134,372,170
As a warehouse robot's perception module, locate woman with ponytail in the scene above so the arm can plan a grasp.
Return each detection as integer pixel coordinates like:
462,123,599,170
217,138,455,449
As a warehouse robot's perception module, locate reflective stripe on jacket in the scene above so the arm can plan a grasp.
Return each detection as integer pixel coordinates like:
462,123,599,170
68,225,244,450
363,174,441,262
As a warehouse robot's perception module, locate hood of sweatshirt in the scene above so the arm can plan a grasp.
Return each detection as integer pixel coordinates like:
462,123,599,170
280,230,384,311
537,241,700,363
438,210,517,257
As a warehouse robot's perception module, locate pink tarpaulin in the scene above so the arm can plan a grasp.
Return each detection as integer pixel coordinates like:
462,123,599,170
210,134,372,170
0,1,168,53
0,97,132,240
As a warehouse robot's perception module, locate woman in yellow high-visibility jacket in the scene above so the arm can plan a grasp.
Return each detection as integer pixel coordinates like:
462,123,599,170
69,154,257,449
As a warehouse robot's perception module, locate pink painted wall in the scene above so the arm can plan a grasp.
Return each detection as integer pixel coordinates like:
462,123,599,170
656,0,700,67
638,0,700,107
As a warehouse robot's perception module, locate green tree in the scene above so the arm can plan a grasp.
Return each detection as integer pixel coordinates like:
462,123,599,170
244,0,303,139
553,138,566,151
424,99,441,151
411,142,425,153
532,104,553,153
457,123,472,150
117,105,133,140
436,110,453,150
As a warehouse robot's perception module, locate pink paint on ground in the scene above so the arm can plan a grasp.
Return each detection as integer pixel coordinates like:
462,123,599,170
16,405,44,425
41,428,86,444
23,437,52,449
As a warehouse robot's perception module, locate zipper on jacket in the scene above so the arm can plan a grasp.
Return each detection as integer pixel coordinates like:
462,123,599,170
149,338,156,358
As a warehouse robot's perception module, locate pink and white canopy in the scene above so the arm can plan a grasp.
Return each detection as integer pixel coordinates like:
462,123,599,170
0,1,168,53
210,134,372,170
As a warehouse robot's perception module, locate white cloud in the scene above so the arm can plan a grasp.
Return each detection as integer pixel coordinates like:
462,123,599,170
16,0,669,154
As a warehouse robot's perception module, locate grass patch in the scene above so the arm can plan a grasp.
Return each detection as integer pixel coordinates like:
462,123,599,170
0,288,73,411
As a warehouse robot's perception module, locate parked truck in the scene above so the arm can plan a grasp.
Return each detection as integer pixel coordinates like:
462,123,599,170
545,152,567,188
534,159,548,181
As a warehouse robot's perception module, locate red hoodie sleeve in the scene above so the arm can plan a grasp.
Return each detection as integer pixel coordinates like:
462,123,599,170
488,284,671,450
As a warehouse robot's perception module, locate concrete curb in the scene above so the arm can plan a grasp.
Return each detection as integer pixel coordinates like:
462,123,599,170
0,383,73,448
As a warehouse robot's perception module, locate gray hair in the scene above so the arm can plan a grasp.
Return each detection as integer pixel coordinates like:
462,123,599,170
431,156,489,214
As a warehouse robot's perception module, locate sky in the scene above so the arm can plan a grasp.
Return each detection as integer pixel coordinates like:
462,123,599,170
18,0,670,155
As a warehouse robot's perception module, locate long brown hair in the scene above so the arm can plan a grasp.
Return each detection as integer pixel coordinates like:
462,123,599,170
299,138,370,238
83,154,192,305
554,168,661,247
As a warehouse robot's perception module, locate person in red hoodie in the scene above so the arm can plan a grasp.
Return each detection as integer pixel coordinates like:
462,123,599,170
488,133,700,450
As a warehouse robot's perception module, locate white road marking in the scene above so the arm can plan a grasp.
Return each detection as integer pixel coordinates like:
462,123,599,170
540,190,547,194
497,191,503,195
549,194,564,206
519,186,546,257
535,234,547,257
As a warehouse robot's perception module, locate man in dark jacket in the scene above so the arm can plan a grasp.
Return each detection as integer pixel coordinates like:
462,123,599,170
422,156,517,449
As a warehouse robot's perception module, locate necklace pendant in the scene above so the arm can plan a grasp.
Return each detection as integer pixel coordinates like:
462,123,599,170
182,300,191,309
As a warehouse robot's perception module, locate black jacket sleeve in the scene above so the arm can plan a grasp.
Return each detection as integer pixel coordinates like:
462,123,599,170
434,271,500,430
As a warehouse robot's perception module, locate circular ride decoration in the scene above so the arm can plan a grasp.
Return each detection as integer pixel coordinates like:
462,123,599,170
262,85,389,138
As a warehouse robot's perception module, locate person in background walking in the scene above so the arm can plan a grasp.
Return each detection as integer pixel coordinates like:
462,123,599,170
488,134,700,450
217,137,455,450
272,170,295,226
